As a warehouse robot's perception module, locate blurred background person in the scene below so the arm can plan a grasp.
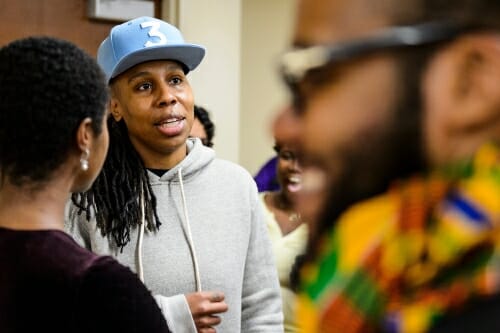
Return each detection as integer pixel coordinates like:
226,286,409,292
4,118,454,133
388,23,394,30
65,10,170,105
190,105,216,148
260,139,308,333
274,0,500,332
0,36,169,333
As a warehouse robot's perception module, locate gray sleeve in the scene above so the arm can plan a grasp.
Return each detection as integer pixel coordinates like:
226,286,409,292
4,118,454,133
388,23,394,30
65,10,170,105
154,294,197,333
241,182,284,332
64,199,91,249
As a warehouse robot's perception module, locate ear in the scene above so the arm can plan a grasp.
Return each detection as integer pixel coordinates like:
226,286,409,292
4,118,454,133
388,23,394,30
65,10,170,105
431,34,500,132
109,97,123,122
76,117,94,152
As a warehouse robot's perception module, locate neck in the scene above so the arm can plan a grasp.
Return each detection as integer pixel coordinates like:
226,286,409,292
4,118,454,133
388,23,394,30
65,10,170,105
265,191,304,232
0,180,71,231
140,142,189,169
272,191,294,211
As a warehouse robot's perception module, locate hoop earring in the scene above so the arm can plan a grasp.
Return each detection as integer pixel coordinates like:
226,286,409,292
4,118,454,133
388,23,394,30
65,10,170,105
80,148,90,171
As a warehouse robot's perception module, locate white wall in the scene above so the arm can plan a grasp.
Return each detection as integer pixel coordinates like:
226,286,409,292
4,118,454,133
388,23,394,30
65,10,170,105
240,0,297,174
171,0,242,163
163,0,297,173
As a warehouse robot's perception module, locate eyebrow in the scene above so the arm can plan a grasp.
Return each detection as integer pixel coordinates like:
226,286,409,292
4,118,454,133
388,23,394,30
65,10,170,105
126,63,185,84
127,71,150,84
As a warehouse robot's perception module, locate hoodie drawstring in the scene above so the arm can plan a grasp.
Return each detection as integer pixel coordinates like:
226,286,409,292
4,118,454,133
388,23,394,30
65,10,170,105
137,187,145,282
135,168,202,292
178,167,202,292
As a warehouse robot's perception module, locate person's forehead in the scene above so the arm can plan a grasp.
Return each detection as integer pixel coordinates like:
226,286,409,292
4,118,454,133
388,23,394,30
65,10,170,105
120,60,184,80
293,0,393,46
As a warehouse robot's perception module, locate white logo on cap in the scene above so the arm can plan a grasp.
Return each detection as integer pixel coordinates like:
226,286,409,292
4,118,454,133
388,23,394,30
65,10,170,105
140,21,168,47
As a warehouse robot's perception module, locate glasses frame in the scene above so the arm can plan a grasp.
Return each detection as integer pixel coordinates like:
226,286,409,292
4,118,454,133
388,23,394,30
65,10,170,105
280,20,468,88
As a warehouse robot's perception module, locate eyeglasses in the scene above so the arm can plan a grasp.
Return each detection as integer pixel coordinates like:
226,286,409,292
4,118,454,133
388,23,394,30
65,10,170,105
280,20,468,111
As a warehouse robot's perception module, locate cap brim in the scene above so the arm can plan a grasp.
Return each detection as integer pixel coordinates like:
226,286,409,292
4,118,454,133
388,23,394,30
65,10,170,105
110,43,205,81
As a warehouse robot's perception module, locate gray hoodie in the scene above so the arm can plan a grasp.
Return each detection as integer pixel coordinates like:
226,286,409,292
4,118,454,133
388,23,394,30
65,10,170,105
66,138,284,332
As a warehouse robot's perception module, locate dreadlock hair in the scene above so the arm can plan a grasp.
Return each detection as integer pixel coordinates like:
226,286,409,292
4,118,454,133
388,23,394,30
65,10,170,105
72,117,161,250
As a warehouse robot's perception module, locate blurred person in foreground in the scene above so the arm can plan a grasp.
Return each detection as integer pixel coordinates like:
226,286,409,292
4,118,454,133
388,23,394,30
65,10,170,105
0,37,169,333
274,0,500,332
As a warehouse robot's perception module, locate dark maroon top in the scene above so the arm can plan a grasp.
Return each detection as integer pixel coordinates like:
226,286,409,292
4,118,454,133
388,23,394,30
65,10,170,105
0,227,170,333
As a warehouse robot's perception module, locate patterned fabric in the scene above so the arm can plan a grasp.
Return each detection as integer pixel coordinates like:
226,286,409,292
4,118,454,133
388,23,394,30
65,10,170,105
297,144,500,333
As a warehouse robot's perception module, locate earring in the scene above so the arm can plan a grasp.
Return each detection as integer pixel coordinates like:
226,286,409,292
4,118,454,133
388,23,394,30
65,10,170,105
80,148,90,171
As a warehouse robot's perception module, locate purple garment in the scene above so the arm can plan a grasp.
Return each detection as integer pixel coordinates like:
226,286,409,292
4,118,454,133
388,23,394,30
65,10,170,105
0,227,169,333
254,156,280,192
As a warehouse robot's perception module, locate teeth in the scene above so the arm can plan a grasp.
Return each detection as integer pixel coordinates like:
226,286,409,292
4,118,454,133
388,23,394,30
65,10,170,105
159,118,183,128
289,175,301,184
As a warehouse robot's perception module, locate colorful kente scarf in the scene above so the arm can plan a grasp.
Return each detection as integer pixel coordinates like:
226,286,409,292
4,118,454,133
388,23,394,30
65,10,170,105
297,144,500,333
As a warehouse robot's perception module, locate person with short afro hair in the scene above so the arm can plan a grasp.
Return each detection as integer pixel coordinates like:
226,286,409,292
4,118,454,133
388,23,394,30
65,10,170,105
0,36,170,333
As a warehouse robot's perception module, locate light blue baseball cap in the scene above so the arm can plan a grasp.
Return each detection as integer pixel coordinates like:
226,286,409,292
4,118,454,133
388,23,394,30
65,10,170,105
98,16,205,82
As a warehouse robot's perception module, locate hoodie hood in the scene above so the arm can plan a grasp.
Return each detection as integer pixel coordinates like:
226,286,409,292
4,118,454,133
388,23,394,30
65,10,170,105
149,137,215,183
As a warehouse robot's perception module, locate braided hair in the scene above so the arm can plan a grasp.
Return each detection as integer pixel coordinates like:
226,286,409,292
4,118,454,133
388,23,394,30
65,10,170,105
72,118,161,250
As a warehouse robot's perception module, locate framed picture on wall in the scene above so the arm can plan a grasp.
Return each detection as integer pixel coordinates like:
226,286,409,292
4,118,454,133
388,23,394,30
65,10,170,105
88,0,161,22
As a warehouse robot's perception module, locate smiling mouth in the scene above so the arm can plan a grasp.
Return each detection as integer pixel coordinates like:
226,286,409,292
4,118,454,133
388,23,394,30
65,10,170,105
287,174,302,192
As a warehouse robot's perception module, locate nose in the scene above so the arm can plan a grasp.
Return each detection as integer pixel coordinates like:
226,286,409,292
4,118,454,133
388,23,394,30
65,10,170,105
157,81,177,107
290,157,302,171
272,105,302,148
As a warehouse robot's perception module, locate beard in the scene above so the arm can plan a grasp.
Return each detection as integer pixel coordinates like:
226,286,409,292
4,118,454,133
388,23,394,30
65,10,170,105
303,50,431,262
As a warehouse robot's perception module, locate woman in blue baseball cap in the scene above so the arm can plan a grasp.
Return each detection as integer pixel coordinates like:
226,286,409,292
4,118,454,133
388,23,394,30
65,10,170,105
67,17,283,333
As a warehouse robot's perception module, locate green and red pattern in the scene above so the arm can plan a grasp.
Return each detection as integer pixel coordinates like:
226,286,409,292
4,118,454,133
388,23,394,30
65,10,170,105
297,143,500,332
